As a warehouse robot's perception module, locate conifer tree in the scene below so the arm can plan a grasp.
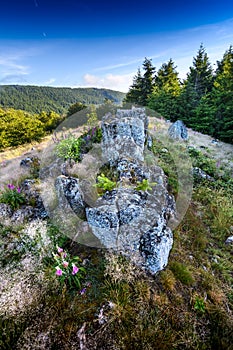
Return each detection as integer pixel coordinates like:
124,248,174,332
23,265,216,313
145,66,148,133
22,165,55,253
211,46,233,142
125,58,155,105
148,59,180,120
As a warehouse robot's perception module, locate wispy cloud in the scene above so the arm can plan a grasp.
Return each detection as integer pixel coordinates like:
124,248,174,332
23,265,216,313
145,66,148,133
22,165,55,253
94,53,167,72
44,78,56,85
82,72,134,92
0,53,30,84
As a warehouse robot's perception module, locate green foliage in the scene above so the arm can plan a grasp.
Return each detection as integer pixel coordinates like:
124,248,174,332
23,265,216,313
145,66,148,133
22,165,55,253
126,44,233,144
55,126,102,162
125,58,155,105
170,262,195,285
0,108,44,149
0,184,25,210
135,178,156,192
86,105,98,128
67,102,86,116
52,246,86,290
94,173,116,193
194,296,206,314
188,147,217,177
56,134,83,161
0,85,125,114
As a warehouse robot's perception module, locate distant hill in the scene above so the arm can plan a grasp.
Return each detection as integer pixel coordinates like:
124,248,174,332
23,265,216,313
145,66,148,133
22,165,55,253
0,85,125,114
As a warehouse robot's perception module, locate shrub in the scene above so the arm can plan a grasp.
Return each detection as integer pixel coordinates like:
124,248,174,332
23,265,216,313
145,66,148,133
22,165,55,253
0,184,26,210
56,135,83,162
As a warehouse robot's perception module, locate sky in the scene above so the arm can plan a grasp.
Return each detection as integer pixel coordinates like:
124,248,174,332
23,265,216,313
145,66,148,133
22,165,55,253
0,0,233,92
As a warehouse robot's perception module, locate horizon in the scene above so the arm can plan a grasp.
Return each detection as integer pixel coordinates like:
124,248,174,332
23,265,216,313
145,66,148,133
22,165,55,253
0,0,233,92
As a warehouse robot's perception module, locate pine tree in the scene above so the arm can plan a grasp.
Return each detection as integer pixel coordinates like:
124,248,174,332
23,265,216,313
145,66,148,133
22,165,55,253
124,68,143,104
178,44,214,127
148,59,180,120
125,58,155,105
211,46,233,142
186,43,213,98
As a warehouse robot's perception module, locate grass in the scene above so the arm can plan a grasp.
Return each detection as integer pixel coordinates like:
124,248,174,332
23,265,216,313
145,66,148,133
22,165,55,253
1,120,233,349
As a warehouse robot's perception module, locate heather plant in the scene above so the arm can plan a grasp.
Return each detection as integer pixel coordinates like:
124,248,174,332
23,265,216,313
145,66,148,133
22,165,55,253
0,184,26,210
53,246,86,290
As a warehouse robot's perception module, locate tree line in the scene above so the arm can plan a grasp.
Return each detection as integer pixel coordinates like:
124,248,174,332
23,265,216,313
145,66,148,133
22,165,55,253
0,86,125,114
125,44,233,143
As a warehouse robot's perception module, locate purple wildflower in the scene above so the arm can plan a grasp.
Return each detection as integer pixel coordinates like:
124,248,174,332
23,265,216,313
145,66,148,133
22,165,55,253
72,264,79,275
57,246,63,253
17,187,21,193
55,268,63,276
80,288,87,295
7,184,15,190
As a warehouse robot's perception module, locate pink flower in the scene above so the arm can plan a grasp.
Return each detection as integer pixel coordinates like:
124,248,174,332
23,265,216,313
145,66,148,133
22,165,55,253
55,268,63,276
63,261,69,268
72,264,79,275
57,246,63,253
17,187,21,193
7,184,15,190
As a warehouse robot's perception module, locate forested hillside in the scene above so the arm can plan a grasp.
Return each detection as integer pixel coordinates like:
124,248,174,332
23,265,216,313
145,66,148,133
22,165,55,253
0,85,125,114
125,44,233,144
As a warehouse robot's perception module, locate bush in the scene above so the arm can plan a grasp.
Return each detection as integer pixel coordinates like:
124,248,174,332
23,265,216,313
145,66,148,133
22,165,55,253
0,184,26,210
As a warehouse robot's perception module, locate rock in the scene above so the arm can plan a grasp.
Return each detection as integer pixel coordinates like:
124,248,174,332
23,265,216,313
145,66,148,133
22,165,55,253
55,175,86,219
168,120,188,141
21,179,48,219
86,158,175,274
225,236,233,244
0,203,13,219
101,107,148,163
192,167,214,182
11,206,35,223
20,156,40,169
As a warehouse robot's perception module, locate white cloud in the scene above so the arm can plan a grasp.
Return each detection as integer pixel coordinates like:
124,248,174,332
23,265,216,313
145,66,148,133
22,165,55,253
44,78,56,85
82,73,134,92
0,53,30,84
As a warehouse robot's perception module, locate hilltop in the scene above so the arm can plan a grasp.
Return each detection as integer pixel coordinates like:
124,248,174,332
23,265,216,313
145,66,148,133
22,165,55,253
0,85,125,114
0,112,232,349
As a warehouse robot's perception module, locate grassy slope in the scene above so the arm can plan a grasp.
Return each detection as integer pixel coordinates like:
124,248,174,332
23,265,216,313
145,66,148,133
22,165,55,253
0,118,233,350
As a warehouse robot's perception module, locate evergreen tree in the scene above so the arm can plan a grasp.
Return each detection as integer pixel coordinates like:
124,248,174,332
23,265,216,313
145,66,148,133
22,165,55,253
148,59,180,120
124,68,143,104
178,44,214,126
211,46,233,142
140,58,156,105
186,43,213,98
125,58,155,105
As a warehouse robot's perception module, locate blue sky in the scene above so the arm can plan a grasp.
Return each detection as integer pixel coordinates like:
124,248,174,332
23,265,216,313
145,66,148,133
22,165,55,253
0,0,233,92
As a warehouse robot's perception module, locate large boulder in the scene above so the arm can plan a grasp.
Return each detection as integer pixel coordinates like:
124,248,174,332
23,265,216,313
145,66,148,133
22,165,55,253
101,107,148,163
86,159,175,274
168,120,188,141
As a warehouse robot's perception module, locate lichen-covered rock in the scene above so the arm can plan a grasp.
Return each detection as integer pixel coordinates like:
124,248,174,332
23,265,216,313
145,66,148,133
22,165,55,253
168,120,188,140
192,167,214,182
101,107,148,163
86,160,175,274
55,175,86,219
0,203,13,219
